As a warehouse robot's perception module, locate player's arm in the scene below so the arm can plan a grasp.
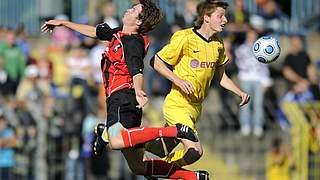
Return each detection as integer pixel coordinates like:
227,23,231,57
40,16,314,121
41,20,96,38
132,74,148,108
123,36,148,108
41,20,117,41
151,55,194,95
151,31,194,94
216,65,250,106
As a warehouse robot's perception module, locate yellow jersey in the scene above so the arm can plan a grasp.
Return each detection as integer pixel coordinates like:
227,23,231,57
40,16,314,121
157,28,229,104
266,152,291,180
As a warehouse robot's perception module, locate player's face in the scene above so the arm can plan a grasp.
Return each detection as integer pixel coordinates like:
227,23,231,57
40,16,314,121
207,7,228,33
122,4,143,27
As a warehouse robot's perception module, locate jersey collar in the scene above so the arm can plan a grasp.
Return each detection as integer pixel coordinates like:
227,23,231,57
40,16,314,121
192,28,214,43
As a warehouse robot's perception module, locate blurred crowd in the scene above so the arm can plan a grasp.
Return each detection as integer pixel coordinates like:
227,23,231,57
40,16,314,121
0,0,319,179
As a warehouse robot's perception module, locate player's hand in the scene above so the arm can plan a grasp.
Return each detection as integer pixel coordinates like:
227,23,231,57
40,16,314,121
41,20,64,33
173,77,194,95
135,90,148,108
239,91,250,106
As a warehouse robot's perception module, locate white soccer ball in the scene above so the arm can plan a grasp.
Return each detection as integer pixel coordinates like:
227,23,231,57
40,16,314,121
252,36,281,63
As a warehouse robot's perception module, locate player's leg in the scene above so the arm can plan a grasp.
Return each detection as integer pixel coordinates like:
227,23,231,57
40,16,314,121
119,123,198,149
94,89,198,152
145,130,203,167
144,137,180,158
108,123,196,149
160,96,203,167
165,138,203,167
105,123,198,150
121,148,205,180
94,124,188,157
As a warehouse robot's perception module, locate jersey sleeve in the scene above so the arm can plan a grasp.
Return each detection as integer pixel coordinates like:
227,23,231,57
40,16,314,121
122,36,145,77
156,31,186,65
218,53,229,66
96,23,119,41
218,42,229,66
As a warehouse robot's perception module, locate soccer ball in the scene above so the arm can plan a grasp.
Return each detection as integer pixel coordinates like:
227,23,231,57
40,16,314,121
252,36,281,63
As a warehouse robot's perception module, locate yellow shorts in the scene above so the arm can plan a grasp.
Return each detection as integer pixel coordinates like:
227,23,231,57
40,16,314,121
163,91,202,135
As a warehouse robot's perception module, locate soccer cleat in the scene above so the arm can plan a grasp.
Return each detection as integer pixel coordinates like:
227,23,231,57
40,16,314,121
176,123,199,142
195,170,210,180
93,123,109,156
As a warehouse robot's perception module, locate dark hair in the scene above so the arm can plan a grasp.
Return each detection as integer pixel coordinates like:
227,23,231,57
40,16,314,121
194,0,229,29
137,0,163,34
272,137,282,148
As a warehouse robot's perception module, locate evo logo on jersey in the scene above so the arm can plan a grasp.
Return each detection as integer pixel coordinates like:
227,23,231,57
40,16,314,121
190,59,216,69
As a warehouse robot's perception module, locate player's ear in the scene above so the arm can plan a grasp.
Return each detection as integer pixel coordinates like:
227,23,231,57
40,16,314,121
136,19,142,26
204,14,210,24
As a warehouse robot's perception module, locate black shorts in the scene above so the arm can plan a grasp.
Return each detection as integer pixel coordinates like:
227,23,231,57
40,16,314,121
106,89,142,129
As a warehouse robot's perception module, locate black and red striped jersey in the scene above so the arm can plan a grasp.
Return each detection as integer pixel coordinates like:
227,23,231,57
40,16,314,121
96,23,149,97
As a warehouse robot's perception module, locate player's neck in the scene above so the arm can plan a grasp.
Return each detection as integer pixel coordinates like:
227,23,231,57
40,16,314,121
122,25,138,34
197,25,217,40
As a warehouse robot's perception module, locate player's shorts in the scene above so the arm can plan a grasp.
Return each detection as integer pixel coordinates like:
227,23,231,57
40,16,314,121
106,89,142,129
163,90,202,135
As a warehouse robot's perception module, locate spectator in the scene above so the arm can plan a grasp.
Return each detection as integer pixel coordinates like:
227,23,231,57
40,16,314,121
99,0,120,29
174,0,198,29
282,35,320,102
36,46,54,81
0,29,26,96
250,0,282,35
266,138,294,180
16,64,50,103
14,124,37,180
235,28,272,137
66,45,93,114
82,110,110,180
15,24,31,59
89,41,105,85
0,56,9,95
0,111,17,180
0,26,8,42
89,41,107,108
226,0,250,45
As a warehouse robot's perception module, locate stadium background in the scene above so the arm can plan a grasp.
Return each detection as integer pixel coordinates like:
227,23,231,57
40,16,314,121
0,0,319,179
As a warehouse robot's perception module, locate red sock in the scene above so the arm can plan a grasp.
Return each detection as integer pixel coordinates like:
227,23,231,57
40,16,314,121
121,126,177,147
145,159,197,180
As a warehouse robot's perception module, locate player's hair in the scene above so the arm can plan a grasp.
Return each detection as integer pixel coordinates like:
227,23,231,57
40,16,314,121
138,0,163,34
194,0,229,29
